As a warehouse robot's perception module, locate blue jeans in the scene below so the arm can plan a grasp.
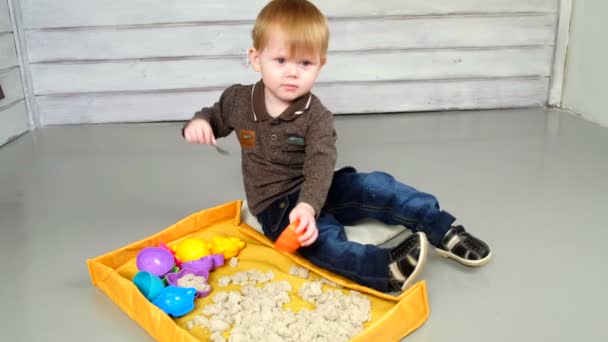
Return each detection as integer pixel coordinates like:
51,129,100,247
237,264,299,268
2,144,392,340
255,167,455,292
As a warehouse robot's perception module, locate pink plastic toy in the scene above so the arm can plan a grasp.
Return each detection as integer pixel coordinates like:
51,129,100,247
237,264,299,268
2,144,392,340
159,242,182,267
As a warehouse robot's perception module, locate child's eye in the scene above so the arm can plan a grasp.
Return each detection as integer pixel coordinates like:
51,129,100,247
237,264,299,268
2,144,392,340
275,58,286,64
302,60,312,66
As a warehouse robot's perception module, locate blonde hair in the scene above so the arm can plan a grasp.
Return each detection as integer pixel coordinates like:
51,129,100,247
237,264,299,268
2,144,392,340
252,0,329,64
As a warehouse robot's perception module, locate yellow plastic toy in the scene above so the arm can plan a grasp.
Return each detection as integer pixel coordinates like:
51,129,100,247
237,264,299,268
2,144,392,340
210,236,246,259
171,238,210,262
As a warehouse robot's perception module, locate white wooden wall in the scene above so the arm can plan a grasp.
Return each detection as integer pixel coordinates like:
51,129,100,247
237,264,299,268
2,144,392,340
0,0,29,145
17,0,559,125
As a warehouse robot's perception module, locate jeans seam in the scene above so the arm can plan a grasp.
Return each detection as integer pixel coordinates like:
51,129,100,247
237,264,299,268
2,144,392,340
302,252,390,286
326,202,419,227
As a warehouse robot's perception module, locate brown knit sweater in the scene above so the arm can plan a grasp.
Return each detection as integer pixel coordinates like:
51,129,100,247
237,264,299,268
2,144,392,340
189,81,337,216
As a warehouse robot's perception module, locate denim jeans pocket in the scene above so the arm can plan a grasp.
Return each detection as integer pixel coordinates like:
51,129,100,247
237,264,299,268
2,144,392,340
258,193,293,240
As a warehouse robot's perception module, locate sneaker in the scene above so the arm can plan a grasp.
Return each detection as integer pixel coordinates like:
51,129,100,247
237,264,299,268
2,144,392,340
388,232,428,291
436,225,492,267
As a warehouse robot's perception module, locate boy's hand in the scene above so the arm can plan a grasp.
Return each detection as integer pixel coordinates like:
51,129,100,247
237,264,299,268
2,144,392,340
289,202,318,246
184,118,216,145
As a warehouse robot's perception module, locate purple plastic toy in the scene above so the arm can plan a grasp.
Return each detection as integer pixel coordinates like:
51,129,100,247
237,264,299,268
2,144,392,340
136,247,175,277
181,254,224,273
166,268,212,298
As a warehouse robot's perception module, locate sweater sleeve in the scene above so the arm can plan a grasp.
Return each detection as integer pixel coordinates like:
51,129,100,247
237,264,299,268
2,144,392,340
182,84,239,139
297,109,337,216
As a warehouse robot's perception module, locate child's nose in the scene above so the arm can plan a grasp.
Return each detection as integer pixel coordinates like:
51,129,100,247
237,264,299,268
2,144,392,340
286,63,299,77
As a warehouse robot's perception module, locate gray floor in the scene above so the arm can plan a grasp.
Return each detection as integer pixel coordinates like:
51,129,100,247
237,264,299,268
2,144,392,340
1,108,606,341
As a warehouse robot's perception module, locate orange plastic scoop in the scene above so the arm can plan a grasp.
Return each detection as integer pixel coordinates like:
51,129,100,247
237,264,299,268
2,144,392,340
274,219,302,252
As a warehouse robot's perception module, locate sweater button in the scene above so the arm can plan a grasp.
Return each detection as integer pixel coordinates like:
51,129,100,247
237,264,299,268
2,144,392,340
279,202,286,208
271,134,277,140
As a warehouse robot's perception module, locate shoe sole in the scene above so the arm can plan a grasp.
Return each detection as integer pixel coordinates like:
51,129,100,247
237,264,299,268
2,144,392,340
400,233,429,291
435,248,492,267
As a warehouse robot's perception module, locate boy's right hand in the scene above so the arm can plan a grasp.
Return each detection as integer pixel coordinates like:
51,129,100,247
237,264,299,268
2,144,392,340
184,118,216,145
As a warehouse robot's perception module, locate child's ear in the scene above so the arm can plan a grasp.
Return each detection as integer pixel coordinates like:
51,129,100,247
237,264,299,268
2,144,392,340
248,48,261,72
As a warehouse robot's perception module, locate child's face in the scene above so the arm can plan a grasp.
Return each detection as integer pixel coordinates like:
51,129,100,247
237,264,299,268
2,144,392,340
249,30,323,106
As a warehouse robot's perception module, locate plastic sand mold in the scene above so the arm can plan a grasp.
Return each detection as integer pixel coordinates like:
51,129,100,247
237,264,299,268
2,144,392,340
87,201,430,341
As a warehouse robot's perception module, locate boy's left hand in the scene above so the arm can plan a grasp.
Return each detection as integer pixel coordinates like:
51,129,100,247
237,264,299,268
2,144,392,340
289,202,318,246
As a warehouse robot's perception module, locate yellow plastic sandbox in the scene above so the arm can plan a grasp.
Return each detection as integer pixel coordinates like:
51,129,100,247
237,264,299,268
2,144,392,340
87,200,430,341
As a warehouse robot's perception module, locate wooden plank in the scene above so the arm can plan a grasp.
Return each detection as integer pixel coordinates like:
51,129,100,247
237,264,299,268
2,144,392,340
9,0,38,128
21,0,558,29
321,78,548,113
548,0,572,106
0,33,18,69
0,68,24,106
0,100,29,146
26,15,557,62
0,0,11,33
38,77,549,125
31,47,553,95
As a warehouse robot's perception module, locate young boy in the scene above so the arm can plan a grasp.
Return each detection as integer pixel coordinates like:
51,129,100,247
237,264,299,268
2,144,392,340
183,0,491,292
